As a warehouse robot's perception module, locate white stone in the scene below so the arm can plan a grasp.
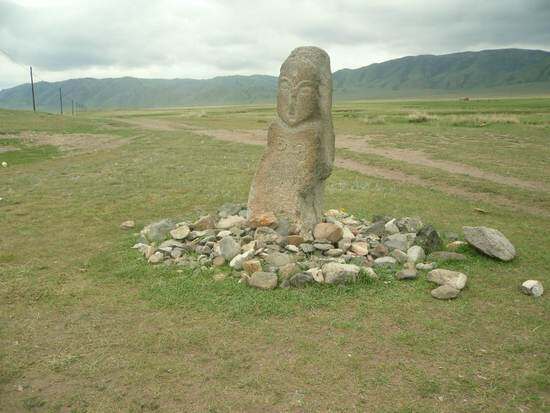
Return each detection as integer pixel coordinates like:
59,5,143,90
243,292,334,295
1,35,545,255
229,249,255,270
521,280,544,297
285,244,300,253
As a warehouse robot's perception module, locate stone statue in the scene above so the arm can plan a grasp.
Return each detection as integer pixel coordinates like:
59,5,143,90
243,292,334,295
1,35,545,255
247,46,335,236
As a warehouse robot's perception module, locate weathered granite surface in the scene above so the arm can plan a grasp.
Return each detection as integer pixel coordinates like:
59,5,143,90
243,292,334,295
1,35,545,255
247,46,335,236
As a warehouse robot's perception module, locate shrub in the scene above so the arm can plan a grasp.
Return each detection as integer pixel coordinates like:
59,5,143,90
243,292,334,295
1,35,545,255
407,111,436,123
360,115,386,125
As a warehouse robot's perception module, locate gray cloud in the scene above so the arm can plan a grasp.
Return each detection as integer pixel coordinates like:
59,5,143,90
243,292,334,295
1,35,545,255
1,0,549,89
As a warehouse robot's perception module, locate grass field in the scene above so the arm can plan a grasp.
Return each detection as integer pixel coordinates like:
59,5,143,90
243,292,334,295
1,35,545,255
1,97,549,412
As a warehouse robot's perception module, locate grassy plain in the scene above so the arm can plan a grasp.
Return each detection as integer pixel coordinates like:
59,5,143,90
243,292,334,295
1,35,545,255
1,97,549,412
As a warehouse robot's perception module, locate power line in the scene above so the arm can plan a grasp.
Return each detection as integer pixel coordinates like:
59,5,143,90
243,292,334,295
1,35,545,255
1,51,85,115
59,88,63,115
30,67,36,112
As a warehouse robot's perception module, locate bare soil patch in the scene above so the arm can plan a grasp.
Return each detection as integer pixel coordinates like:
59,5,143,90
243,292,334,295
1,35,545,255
16,132,125,153
118,117,183,131
108,119,549,215
337,134,550,192
336,158,550,218
200,128,266,145
191,128,549,192
190,128,550,217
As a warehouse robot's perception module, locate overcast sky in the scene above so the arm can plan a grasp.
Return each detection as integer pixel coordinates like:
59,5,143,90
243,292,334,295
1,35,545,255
1,0,549,90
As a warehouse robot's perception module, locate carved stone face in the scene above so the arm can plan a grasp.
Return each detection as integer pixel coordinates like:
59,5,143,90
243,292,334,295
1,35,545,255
277,60,319,126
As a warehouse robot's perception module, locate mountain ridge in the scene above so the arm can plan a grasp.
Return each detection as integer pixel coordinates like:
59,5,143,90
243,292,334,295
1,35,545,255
1,48,549,110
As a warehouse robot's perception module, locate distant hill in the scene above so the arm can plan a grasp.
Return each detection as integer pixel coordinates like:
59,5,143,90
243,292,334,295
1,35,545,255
332,48,550,100
1,48,549,110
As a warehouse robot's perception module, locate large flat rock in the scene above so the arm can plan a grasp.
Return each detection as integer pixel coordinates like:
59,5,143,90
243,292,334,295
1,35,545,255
463,226,516,261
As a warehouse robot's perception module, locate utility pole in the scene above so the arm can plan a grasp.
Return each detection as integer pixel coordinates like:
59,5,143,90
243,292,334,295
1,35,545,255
30,66,36,112
59,88,63,115
71,99,74,116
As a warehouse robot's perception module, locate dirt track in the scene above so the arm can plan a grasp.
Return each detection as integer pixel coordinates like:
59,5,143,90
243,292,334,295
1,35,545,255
201,128,549,192
119,119,549,217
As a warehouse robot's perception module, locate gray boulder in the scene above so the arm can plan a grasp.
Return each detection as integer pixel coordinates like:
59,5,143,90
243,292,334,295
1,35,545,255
141,219,176,242
313,243,332,251
431,285,460,300
415,225,442,253
289,272,314,288
407,246,425,263
326,248,344,257
300,243,316,254
322,262,360,284
427,269,467,290
218,203,243,218
265,252,291,267
248,272,278,290
374,256,397,267
254,227,281,245
219,236,241,261
396,217,423,233
365,221,386,236
384,219,399,234
384,233,408,251
463,226,516,261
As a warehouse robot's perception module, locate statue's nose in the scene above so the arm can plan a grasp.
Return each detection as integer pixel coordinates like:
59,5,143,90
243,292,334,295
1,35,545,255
288,92,296,115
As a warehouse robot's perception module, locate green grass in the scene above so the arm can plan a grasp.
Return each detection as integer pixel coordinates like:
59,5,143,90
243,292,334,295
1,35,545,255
0,138,60,166
0,98,548,412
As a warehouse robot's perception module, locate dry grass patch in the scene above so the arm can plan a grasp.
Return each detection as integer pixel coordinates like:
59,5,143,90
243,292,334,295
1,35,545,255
360,115,387,124
450,114,521,127
16,131,125,153
407,111,438,123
